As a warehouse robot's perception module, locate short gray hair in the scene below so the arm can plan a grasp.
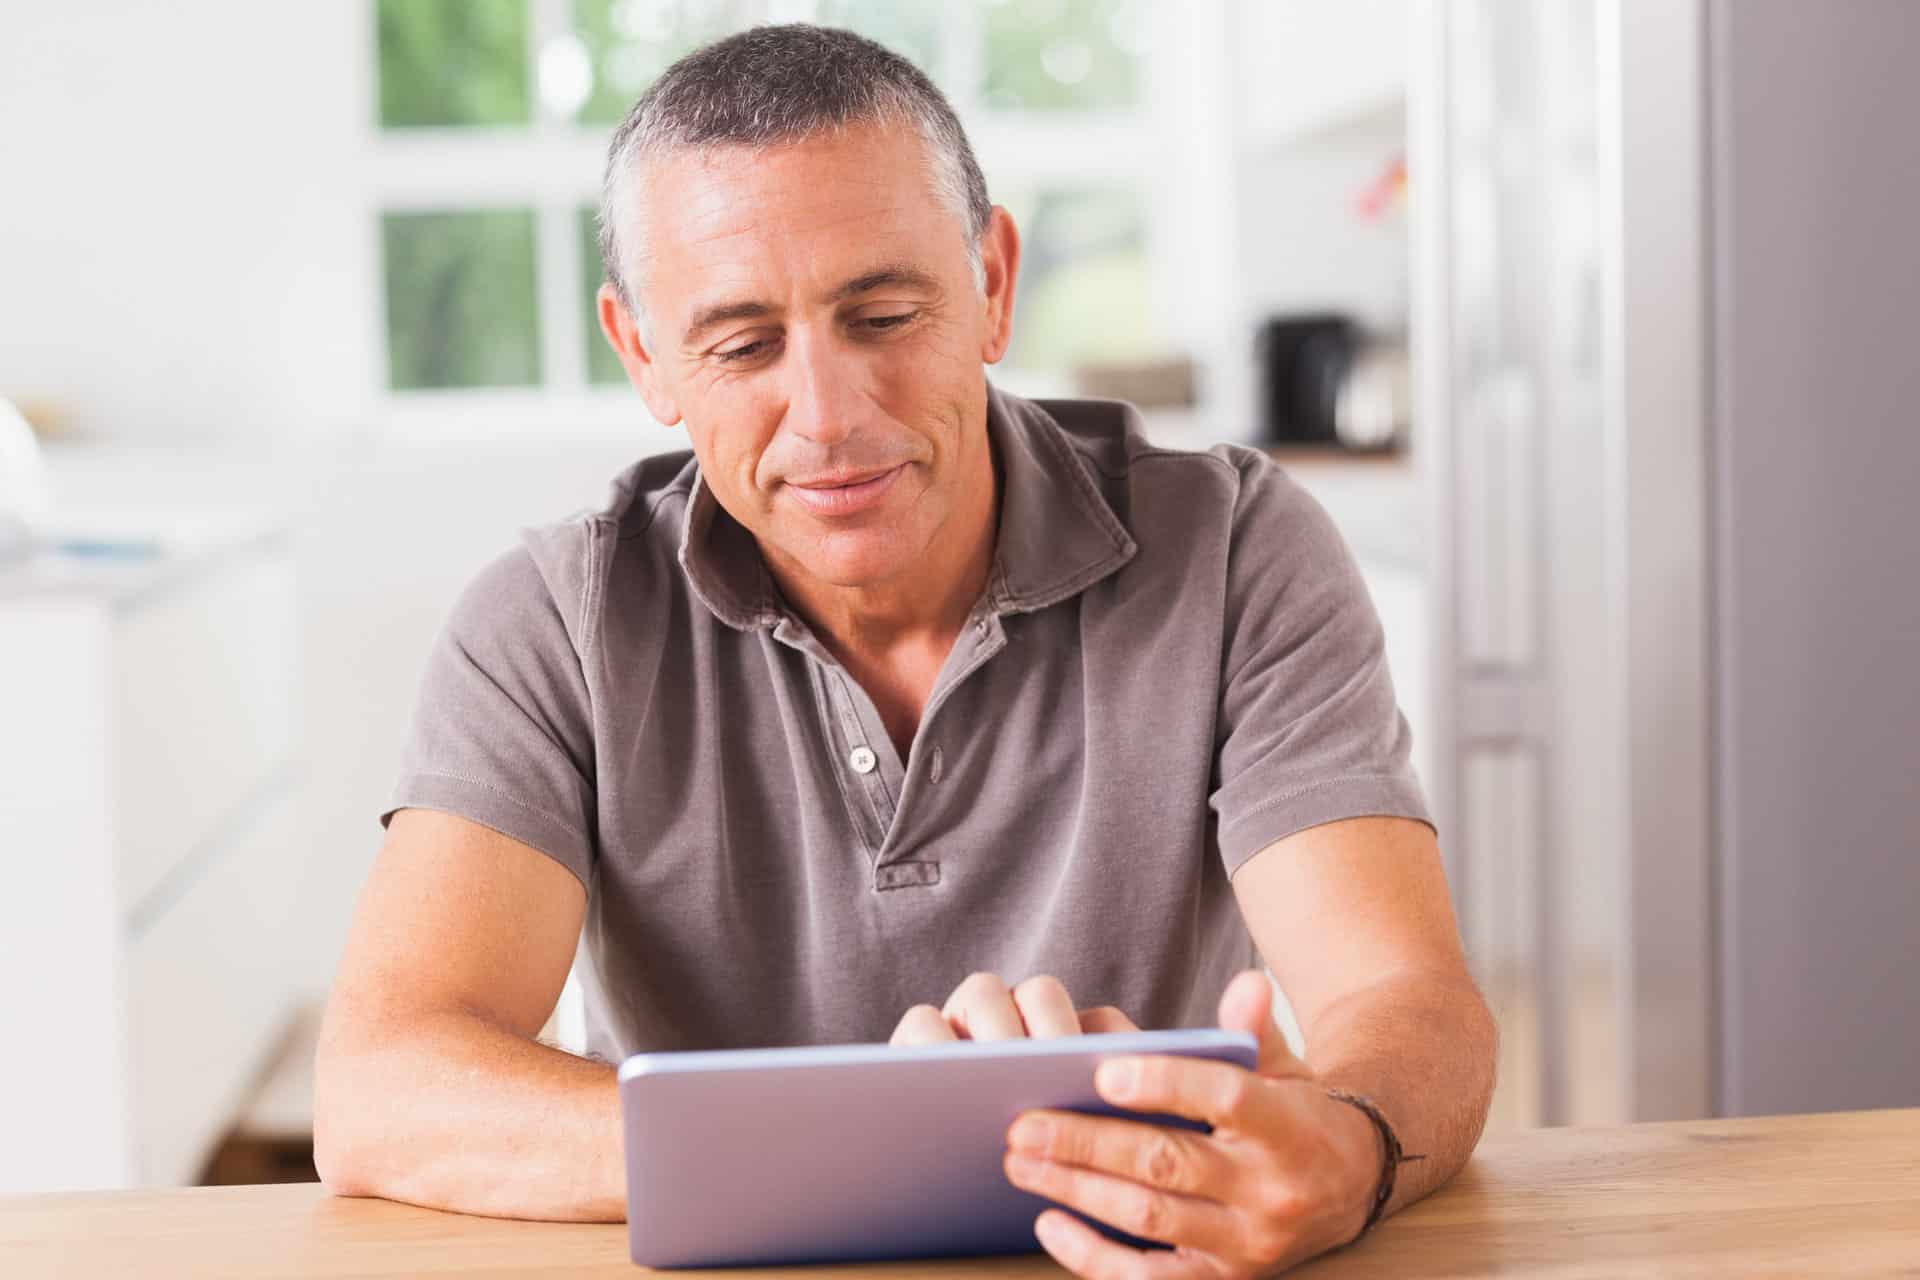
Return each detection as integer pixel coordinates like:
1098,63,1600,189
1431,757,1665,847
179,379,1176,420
596,24,992,342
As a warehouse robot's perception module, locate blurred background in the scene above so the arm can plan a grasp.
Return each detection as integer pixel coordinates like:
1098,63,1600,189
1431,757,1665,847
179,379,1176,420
2,0,1915,1194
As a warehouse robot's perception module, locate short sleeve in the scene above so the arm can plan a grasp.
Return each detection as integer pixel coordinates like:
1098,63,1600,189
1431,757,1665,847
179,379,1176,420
1209,451,1434,874
381,531,599,889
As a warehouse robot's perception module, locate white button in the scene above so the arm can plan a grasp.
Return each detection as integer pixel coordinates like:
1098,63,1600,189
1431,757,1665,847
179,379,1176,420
849,745,877,775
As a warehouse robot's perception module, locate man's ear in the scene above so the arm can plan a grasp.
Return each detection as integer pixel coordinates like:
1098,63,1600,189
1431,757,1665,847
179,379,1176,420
597,282,682,426
977,205,1021,366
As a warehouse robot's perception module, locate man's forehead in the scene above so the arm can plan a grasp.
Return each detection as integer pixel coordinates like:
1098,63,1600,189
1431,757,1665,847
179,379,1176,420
635,124,966,302
660,135,906,224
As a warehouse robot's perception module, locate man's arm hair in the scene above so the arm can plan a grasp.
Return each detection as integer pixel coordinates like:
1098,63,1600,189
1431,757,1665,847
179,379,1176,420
313,807,625,1222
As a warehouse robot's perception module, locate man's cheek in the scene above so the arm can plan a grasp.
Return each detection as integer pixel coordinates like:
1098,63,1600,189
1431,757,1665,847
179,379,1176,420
919,320,981,374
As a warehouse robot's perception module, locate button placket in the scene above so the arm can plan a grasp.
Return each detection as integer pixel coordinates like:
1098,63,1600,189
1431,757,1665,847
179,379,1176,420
797,654,886,856
827,669,902,840
795,602,1009,870
875,611,1005,860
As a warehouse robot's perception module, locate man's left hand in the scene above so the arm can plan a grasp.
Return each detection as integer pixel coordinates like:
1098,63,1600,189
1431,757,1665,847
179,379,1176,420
1002,969,1382,1278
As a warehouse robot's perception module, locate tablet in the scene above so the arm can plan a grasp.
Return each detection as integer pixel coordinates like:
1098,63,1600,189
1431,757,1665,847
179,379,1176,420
618,1028,1258,1268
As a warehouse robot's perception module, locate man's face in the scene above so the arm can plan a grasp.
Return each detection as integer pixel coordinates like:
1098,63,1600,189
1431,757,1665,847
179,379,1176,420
598,122,1018,593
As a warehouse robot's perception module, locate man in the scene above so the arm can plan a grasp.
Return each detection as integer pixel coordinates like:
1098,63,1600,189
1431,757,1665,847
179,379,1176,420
315,24,1495,1278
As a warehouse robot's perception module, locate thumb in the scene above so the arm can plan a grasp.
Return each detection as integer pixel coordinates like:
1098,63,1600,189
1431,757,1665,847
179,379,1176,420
1219,969,1313,1080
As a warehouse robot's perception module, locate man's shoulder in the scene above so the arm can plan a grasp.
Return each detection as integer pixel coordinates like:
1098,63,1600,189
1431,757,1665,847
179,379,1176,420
557,447,703,548
1023,395,1229,483
450,449,700,660
520,445,699,572
1020,393,1314,537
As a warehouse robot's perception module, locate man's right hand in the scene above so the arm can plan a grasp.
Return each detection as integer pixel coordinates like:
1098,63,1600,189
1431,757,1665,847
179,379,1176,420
888,972,1140,1046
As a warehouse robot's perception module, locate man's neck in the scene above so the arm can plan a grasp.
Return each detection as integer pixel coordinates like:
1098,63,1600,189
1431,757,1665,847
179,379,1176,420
761,435,999,761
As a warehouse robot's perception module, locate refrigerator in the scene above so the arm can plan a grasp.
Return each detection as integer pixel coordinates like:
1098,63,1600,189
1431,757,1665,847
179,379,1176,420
1412,0,1920,1128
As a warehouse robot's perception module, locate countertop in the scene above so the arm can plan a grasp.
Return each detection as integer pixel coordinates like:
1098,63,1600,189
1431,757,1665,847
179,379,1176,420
4,1106,1914,1278
0,443,297,605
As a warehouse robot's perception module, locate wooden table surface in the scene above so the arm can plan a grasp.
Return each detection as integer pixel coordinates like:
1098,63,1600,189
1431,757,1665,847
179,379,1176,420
5,1107,1917,1278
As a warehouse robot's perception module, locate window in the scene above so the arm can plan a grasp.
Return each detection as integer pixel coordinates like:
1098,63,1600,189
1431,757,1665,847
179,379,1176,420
382,209,541,389
371,0,1189,432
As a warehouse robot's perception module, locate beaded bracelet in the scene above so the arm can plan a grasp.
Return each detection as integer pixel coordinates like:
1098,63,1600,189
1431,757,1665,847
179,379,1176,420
1322,1087,1427,1245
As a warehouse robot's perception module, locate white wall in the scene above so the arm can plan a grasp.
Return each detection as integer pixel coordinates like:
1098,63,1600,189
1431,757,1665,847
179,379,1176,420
0,1,377,444
1232,0,1410,336
1235,115,1410,335
1237,0,1409,141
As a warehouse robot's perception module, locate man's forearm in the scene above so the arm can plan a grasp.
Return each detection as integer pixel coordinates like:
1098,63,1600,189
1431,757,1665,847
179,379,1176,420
1302,971,1498,1221
314,1007,624,1222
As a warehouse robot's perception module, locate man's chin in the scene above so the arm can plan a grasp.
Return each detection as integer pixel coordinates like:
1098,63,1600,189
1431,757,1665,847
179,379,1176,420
805,552,917,592
787,528,923,591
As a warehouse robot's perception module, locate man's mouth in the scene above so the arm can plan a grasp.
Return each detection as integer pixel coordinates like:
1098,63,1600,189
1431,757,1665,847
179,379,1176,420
784,464,906,517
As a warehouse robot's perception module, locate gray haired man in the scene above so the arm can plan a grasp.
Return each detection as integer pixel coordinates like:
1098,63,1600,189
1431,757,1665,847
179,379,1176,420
316,24,1496,1278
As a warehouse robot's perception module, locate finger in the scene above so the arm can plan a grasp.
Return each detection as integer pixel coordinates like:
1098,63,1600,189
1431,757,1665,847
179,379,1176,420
1218,969,1312,1079
1006,1110,1237,1202
889,1004,956,1047
1012,975,1081,1038
1077,1005,1141,1034
1031,1210,1216,1280
1004,1152,1244,1257
1095,1055,1269,1132
942,971,1025,1041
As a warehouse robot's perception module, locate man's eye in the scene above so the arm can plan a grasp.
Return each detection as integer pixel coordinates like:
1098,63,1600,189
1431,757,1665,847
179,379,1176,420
860,312,917,332
715,339,774,363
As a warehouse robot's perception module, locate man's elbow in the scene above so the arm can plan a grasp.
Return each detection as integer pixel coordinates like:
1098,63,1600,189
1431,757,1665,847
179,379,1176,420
310,1019,403,1200
312,1119,369,1199
311,1045,373,1198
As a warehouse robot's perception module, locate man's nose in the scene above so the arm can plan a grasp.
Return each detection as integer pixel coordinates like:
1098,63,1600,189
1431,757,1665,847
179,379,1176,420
779,326,864,447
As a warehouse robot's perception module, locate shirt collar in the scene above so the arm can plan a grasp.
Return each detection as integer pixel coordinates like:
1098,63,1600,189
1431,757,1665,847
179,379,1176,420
677,380,1138,632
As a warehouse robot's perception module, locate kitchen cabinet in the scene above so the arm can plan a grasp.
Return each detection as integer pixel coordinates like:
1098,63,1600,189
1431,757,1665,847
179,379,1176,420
0,523,303,1191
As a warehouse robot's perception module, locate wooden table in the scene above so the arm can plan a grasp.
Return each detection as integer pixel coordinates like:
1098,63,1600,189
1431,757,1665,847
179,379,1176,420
4,1108,1916,1278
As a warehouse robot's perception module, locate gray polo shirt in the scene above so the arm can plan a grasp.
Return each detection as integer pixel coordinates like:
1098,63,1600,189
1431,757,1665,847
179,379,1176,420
383,383,1431,1062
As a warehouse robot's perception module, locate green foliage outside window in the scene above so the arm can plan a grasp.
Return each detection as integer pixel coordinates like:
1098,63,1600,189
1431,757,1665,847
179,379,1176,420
377,0,530,128
982,0,1141,112
571,0,755,126
570,0,945,127
383,210,542,389
813,0,946,85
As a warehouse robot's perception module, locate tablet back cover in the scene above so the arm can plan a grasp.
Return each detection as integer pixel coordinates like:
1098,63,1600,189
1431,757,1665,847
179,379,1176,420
620,1029,1257,1268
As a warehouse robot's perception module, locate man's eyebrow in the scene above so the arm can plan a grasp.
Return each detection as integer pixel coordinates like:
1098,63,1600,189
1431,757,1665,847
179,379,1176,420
681,299,775,348
827,265,942,303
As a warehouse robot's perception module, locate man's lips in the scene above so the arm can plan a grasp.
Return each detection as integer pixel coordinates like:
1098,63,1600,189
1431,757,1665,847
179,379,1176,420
783,464,906,517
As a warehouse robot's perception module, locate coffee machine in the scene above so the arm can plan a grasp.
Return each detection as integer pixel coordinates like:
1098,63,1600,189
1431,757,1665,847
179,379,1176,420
1255,312,1410,453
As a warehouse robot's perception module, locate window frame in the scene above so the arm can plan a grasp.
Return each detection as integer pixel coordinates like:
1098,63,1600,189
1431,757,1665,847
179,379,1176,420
364,0,1230,443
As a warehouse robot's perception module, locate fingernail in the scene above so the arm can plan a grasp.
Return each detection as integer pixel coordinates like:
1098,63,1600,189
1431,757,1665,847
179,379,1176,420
1034,1211,1065,1247
1008,1115,1051,1151
1097,1058,1137,1099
